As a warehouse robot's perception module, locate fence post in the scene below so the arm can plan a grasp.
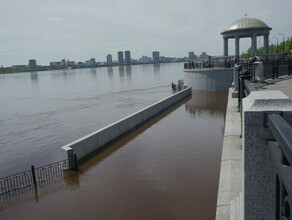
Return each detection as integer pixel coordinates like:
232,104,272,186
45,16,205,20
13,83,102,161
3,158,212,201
272,61,275,79
31,165,37,186
276,60,279,78
289,59,291,76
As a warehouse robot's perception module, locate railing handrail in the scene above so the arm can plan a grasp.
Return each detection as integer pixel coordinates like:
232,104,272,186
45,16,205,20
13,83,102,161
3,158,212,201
0,155,78,195
0,169,32,181
267,113,292,165
243,79,256,94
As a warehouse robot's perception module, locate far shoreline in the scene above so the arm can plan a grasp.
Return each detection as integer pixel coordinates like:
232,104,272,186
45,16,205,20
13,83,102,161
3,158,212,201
0,61,185,75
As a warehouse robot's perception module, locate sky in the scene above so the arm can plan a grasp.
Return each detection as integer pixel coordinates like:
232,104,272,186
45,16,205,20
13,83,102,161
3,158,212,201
0,0,291,66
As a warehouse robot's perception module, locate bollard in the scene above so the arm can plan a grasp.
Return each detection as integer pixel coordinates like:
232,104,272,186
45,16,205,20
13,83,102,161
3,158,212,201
31,165,37,186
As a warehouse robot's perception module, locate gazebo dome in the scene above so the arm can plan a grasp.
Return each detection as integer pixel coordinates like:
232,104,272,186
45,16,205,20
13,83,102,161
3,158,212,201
222,17,271,34
221,17,272,58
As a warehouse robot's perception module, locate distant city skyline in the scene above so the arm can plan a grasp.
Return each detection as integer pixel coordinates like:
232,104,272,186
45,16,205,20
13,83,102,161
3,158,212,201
0,0,291,66
8,50,211,68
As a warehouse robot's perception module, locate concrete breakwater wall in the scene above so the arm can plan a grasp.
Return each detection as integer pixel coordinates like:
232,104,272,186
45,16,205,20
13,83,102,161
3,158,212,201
184,68,233,91
61,87,191,161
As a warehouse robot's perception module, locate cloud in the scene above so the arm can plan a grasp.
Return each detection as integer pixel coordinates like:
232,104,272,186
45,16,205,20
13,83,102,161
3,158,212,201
49,17,62,22
0,0,292,66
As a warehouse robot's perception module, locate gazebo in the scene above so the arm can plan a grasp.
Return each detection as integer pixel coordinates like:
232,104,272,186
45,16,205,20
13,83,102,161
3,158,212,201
221,17,272,59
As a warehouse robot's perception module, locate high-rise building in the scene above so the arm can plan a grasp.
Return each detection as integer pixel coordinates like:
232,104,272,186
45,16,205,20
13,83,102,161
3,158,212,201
86,58,96,67
107,54,113,65
124,51,131,64
61,59,67,66
28,59,37,68
199,52,209,60
188,52,195,60
118,51,124,63
152,51,160,62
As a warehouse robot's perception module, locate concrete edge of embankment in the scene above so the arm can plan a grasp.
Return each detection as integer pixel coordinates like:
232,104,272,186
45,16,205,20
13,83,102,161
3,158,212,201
215,88,243,220
61,87,192,162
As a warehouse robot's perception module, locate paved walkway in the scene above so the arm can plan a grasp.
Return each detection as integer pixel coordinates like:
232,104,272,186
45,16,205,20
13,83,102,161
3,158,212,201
257,75,292,98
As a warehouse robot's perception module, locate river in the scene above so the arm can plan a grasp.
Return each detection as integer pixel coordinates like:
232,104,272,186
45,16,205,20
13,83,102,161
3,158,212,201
0,63,228,219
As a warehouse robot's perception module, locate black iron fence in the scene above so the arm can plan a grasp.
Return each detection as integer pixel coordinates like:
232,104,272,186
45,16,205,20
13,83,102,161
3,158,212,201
0,155,78,195
267,113,292,219
184,56,292,81
184,56,236,70
237,58,292,80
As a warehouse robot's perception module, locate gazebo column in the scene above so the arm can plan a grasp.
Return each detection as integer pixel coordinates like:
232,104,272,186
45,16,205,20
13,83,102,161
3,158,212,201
235,36,240,59
251,34,257,56
224,37,228,56
264,34,269,54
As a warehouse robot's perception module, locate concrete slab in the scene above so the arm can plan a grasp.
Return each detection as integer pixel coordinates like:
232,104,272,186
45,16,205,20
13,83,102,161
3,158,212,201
216,88,243,220
217,159,242,206
258,75,292,99
221,136,242,161
216,205,230,220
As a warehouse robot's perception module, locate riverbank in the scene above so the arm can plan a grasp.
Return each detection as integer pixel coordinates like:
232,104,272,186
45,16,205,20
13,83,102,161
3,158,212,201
0,61,184,74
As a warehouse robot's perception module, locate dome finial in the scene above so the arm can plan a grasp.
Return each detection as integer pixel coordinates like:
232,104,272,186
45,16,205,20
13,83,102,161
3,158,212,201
244,14,248,17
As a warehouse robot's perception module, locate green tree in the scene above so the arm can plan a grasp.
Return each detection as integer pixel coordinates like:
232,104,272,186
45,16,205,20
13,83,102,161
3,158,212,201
241,36,292,57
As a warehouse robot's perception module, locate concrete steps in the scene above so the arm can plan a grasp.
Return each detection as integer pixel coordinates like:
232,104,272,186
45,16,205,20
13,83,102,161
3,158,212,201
230,192,243,220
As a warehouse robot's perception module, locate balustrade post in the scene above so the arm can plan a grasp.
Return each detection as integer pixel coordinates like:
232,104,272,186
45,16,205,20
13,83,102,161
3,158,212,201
31,165,37,186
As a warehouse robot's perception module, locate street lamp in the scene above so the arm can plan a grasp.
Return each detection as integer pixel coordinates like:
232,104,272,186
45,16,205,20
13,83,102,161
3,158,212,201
279,33,285,54
274,36,279,53
269,40,274,54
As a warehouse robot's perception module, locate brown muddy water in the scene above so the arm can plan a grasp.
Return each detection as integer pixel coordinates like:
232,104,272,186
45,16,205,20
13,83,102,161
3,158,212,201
0,63,183,176
0,89,228,220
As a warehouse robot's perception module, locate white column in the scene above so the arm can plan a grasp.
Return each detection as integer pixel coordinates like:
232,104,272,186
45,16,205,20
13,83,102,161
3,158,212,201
251,34,257,56
235,36,240,59
224,37,228,56
264,34,269,54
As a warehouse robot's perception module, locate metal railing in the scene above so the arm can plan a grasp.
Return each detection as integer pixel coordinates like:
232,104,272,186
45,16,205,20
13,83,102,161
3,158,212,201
184,56,236,69
0,154,78,195
237,58,292,80
237,70,256,138
267,113,292,219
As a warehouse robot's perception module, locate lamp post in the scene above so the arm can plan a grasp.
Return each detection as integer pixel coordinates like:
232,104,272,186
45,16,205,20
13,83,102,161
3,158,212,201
269,40,274,54
274,36,279,53
279,33,285,54
287,37,291,55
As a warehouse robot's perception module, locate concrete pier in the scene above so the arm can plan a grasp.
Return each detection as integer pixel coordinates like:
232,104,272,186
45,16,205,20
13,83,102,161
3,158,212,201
61,87,191,162
184,68,233,91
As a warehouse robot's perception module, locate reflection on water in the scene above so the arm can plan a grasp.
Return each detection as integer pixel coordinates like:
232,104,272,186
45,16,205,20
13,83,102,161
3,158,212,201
30,72,38,83
125,65,132,76
107,66,113,79
90,68,97,75
185,90,227,116
119,65,125,77
153,63,160,74
0,90,228,220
